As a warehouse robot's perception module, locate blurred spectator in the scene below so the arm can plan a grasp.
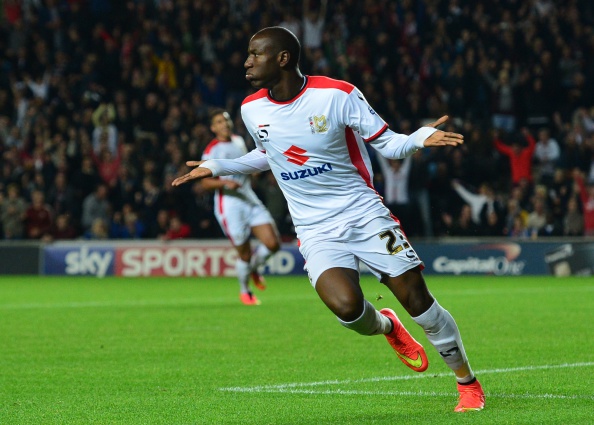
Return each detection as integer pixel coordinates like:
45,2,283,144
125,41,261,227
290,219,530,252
302,0,327,59
533,128,560,186
376,155,412,230
161,215,191,240
408,150,433,237
110,204,145,239
508,215,530,238
91,103,117,155
526,198,548,238
1,183,27,239
441,204,480,237
148,209,171,239
503,198,528,236
493,128,537,187
563,197,584,236
136,175,162,230
24,189,53,239
83,217,109,240
451,180,502,228
573,170,594,236
81,184,111,231
46,172,77,220
46,213,78,240
482,63,521,132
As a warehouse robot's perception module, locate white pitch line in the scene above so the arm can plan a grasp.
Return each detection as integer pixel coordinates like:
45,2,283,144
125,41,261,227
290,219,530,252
220,388,594,401
219,362,594,399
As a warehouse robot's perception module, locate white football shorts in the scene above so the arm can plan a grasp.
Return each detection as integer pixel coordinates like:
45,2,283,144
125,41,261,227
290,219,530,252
215,197,274,246
299,215,424,286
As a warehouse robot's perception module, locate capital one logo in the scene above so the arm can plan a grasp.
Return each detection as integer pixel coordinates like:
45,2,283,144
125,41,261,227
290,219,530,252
283,145,309,166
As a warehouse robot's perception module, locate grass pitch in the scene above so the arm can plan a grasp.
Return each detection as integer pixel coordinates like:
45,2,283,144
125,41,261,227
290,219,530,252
1,275,592,424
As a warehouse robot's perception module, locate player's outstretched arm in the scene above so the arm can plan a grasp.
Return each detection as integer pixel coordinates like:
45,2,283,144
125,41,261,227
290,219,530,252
422,115,464,147
172,161,213,186
172,148,270,187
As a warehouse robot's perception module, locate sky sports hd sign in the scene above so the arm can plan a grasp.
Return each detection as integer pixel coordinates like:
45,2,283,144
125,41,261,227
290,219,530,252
42,243,304,277
42,241,594,277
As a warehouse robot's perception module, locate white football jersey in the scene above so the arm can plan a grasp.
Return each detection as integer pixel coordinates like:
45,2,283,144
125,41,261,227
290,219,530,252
201,136,263,210
241,76,394,239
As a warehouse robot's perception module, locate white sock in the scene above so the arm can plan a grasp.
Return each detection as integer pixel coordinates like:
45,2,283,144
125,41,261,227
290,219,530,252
250,244,273,270
412,300,475,383
338,299,392,336
236,259,251,293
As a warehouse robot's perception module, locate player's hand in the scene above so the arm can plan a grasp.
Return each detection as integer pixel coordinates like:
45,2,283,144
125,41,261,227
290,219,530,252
423,115,464,147
172,161,213,186
223,180,241,190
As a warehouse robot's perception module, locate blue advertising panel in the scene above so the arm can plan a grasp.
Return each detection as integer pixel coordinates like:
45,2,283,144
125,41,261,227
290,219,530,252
413,241,594,276
43,245,115,277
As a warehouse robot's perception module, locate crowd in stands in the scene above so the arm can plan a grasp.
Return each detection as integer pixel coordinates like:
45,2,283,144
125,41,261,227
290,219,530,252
1,0,593,242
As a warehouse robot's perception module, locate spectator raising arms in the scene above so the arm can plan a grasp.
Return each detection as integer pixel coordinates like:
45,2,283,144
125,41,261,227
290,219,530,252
493,128,536,187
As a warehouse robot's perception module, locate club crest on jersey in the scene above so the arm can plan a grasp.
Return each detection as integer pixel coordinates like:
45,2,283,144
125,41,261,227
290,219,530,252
309,115,329,134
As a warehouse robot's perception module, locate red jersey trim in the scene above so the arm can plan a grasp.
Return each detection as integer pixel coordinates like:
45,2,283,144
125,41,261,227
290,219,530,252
363,123,389,143
307,76,355,94
241,89,268,106
253,76,355,106
203,139,221,155
345,127,374,189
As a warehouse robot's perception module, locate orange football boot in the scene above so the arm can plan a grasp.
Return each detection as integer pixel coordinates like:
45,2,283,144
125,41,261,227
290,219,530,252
455,379,485,412
251,271,266,291
380,308,428,372
239,292,261,305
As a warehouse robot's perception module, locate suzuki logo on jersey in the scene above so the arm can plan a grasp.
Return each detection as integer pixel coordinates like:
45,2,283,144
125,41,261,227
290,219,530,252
309,115,329,134
283,145,310,166
280,163,333,181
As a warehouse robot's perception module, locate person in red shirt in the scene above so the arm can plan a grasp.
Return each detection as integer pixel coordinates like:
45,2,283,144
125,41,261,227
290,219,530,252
493,128,536,186
161,215,191,240
25,190,53,239
573,170,594,236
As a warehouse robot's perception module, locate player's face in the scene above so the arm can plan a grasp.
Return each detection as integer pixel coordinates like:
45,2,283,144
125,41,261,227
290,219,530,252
245,35,280,89
210,113,233,139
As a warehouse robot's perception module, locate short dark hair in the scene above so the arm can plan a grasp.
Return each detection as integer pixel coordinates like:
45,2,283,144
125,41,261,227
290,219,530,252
209,108,228,124
255,26,301,68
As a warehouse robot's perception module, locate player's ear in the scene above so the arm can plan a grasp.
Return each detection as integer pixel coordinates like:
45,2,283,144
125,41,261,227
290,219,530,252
278,50,290,67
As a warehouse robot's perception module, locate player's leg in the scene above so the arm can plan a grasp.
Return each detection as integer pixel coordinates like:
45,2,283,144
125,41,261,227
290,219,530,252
217,205,260,305
248,206,281,290
315,267,392,334
234,240,260,305
249,222,281,290
382,267,485,411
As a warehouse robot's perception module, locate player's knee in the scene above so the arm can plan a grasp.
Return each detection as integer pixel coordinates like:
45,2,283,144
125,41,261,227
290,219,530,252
332,297,364,322
267,239,281,253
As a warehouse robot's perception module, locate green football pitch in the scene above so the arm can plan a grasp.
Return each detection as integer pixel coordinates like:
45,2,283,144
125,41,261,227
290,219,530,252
1,275,592,424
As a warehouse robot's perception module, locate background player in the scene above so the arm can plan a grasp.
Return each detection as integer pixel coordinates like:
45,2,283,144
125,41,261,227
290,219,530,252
174,27,484,411
201,108,281,305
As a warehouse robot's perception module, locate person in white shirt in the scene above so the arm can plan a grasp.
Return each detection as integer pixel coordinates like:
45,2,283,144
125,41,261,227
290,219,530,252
173,27,484,412
376,155,413,229
534,128,560,185
201,109,281,305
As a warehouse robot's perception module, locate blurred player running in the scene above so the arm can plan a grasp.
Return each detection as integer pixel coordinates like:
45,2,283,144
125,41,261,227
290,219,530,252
174,27,484,411
201,108,281,305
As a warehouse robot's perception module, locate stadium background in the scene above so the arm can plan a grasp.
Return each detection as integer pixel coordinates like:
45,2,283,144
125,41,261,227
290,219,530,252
1,0,594,277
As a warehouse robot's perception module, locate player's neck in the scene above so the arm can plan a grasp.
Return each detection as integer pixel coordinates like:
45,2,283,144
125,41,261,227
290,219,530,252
217,135,232,142
269,72,306,102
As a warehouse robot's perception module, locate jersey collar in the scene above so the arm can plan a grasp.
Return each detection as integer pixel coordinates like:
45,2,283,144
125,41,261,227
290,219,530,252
267,76,309,105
